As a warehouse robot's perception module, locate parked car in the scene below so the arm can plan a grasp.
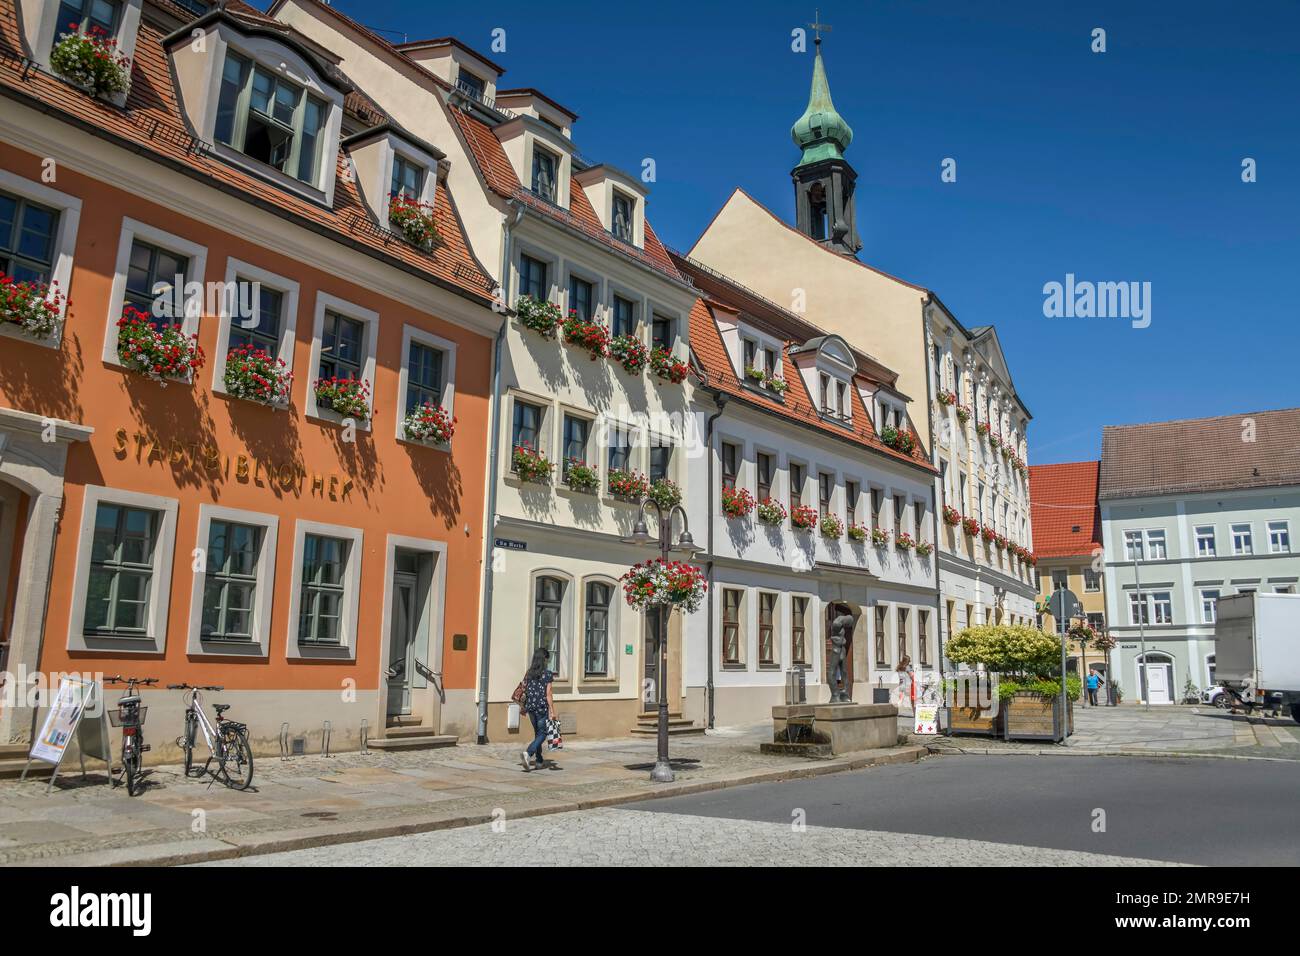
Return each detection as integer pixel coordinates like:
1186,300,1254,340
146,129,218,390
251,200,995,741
1200,685,1233,709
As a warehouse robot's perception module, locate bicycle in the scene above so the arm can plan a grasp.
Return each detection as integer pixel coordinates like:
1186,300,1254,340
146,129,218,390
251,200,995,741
104,675,158,796
167,684,254,790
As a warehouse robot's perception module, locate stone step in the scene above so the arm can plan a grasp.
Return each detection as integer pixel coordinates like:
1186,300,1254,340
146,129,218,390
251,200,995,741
0,757,53,780
630,716,705,736
0,744,29,760
381,724,440,739
365,734,458,752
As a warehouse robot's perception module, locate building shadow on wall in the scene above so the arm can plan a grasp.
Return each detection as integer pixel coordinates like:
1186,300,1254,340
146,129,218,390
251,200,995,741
121,371,222,497
404,445,462,531
726,518,754,556
2,328,87,424
322,423,382,506
223,396,305,502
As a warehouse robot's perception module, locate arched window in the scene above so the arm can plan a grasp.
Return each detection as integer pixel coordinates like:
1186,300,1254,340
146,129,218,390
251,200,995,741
533,576,566,665
583,580,613,678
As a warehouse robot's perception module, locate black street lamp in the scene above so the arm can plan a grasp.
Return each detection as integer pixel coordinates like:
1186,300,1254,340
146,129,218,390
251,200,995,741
622,497,697,783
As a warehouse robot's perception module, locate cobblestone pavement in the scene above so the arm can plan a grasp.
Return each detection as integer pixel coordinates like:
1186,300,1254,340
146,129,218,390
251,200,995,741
916,703,1300,759
0,724,913,865
201,806,1181,867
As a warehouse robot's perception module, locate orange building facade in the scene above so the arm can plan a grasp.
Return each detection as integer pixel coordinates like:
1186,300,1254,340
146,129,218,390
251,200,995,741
0,0,500,758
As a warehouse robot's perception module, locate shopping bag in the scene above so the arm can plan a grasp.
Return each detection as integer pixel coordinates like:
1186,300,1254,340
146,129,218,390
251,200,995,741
545,717,564,750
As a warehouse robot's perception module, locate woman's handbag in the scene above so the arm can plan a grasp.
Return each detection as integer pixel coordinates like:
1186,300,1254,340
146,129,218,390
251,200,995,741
545,717,564,750
511,681,527,707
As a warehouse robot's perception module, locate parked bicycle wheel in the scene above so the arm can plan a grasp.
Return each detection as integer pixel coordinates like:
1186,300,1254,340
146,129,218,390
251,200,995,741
219,726,254,791
122,736,142,796
181,710,203,778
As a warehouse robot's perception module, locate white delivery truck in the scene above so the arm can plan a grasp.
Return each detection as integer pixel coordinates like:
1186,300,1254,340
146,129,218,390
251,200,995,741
1215,592,1300,723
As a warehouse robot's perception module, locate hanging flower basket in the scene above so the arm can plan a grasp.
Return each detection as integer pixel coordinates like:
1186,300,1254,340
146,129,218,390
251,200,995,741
516,295,561,337
512,442,552,483
564,459,599,492
388,193,440,251
610,334,648,374
819,514,844,539
562,312,611,360
995,534,1008,551
936,389,957,407
313,376,371,420
871,526,890,547
916,541,934,557
942,505,962,526
880,424,915,455
847,523,868,542
990,432,1003,449
976,422,991,438
895,531,917,551
224,345,293,406
647,477,681,510
956,404,971,424
721,485,755,518
1000,445,1013,460
51,27,131,99
649,346,688,384
608,468,650,500
981,525,997,544
756,497,787,525
402,402,456,444
0,274,64,340
620,558,707,613
790,504,819,531
116,308,204,382
962,516,980,537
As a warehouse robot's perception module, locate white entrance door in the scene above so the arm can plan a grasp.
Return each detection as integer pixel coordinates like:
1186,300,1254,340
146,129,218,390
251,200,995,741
1145,663,1171,704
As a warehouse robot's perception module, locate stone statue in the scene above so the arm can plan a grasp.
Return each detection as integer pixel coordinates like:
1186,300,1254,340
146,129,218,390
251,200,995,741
827,607,856,703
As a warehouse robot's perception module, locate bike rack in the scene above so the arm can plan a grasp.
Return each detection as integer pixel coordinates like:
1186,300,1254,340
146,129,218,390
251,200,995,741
321,720,333,758
359,718,369,755
279,722,290,761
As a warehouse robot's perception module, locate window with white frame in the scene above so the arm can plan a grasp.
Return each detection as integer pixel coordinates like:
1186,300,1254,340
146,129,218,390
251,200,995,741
215,53,329,186
69,487,178,654
533,575,566,671
721,588,743,665
820,373,851,422
1232,523,1253,555
1195,525,1216,557
186,505,278,657
511,399,545,466
758,592,778,666
1145,529,1167,559
1269,521,1291,554
1200,588,1220,624
583,579,613,677
287,521,362,659
791,596,809,666
874,605,888,666
606,421,632,475
396,325,456,444
1124,530,1144,561
562,414,591,482
531,146,559,203
611,191,634,243
1084,567,1101,592
57,0,123,38
1129,590,1173,625
0,171,81,348
390,154,425,200
105,220,207,365
307,293,378,424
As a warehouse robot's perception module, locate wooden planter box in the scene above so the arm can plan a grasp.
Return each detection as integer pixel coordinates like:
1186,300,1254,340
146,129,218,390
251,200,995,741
1004,692,1074,742
945,705,1005,737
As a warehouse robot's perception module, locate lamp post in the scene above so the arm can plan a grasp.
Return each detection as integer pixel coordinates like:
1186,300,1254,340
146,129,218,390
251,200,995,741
622,497,697,783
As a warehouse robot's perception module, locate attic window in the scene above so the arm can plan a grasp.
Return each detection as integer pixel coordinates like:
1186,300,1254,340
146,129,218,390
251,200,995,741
819,373,851,423
456,69,485,102
391,155,424,200
56,0,121,38
531,147,558,203
216,54,328,186
611,191,633,242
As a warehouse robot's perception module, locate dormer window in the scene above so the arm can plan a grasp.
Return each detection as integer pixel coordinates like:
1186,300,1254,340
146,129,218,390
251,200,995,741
215,55,328,186
531,146,559,203
456,69,486,102
57,0,120,37
612,191,634,243
390,155,424,200
819,373,851,423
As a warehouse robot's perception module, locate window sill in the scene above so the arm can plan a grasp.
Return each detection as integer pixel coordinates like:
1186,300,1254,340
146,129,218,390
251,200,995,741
215,388,289,413
721,662,747,671
107,359,197,388
194,638,269,659
0,322,62,350
504,472,553,492
211,142,330,209
307,404,373,432
289,641,356,661
397,433,451,453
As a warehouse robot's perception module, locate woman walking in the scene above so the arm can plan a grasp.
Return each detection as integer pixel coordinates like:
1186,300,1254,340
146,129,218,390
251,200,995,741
520,647,556,772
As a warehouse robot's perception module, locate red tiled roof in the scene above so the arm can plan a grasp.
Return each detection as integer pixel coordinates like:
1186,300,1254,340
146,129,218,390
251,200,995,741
0,2,496,305
680,264,933,473
1029,461,1102,558
1100,408,1300,499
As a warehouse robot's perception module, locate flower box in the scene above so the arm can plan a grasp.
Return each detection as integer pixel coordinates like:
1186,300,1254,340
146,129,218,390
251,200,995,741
649,347,688,384
962,517,980,537
1,275,64,340
790,504,819,531
1004,691,1073,742
995,534,1008,551
936,389,957,407
516,295,561,337
224,345,292,407
564,459,599,492
766,376,788,394
50,28,130,99
721,485,755,519
870,527,890,547
562,312,611,360
388,193,440,251
989,432,1003,449
916,541,934,557
956,404,971,424
847,523,868,542
756,497,787,525
402,401,455,444
610,334,648,374
975,422,991,438
608,468,650,500
744,365,766,383
620,558,707,613
647,478,681,510
895,531,917,551
117,308,204,382
942,505,961,527
981,525,997,544
512,442,552,483
880,424,915,455
313,376,371,421
819,514,844,539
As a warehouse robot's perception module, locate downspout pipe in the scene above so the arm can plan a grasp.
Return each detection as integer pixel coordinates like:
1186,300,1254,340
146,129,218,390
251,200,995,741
920,295,947,681
476,201,525,745
703,392,729,730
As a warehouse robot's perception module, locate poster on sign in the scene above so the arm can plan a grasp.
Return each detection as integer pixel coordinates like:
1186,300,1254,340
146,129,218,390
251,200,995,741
29,678,92,764
914,704,939,735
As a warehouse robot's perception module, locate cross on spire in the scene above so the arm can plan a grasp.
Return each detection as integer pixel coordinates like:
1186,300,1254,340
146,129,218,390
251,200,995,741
808,8,833,46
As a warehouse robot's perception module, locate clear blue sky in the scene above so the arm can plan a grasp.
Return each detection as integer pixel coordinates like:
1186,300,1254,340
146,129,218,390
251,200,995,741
311,0,1299,464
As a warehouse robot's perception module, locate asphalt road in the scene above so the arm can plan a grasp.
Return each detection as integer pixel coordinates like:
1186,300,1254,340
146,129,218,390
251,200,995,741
206,755,1300,866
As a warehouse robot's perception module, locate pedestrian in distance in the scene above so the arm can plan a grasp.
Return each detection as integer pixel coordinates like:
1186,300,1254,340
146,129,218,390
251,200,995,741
517,647,556,772
1086,668,1101,707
